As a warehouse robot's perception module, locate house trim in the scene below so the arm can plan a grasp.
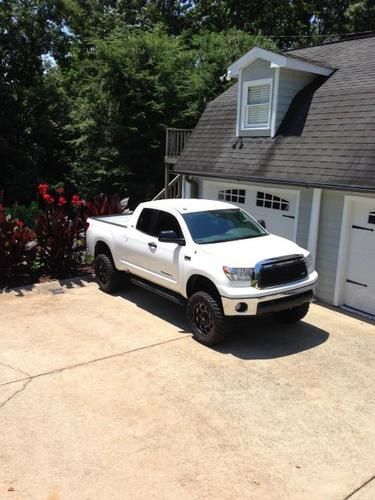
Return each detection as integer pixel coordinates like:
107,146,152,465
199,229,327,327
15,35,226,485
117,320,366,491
307,188,322,268
228,47,333,78
174,170,375,194
334,195,352,306
235,68,242,137
270,67,280,137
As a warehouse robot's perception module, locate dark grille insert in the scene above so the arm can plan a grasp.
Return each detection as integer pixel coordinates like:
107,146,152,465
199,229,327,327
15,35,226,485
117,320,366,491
258,257,307,288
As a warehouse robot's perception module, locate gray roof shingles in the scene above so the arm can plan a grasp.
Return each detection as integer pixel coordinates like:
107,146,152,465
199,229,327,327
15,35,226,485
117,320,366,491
174,36,375,192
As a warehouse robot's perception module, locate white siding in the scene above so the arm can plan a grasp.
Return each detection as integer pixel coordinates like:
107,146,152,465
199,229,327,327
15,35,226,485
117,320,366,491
296,188,313,248
315,190,375,303
239,59,275,137
186,176,375,307
276,68,315,131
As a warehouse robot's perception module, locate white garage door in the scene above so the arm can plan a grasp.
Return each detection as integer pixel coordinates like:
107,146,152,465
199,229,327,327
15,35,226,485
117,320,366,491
343,199,375,316
201,180,299,241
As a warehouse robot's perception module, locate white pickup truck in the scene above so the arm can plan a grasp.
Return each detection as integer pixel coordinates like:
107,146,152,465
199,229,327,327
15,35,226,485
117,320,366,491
87,199,318,345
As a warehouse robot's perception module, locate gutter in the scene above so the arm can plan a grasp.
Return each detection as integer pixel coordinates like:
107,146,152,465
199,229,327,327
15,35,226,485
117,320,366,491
173,170,375,194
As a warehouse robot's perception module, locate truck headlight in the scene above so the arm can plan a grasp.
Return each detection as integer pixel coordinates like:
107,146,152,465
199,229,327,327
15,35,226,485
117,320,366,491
223,266,254,281
305,253,314,274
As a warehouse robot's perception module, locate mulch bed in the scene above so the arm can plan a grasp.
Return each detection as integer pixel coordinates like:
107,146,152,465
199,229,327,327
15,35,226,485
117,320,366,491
0,264,94,292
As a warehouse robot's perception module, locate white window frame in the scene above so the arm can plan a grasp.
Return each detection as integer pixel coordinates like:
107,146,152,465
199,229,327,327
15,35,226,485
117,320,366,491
241,78,273,131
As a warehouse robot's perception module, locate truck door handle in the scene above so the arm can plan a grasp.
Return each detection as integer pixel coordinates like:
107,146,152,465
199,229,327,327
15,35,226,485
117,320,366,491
148,242,157,249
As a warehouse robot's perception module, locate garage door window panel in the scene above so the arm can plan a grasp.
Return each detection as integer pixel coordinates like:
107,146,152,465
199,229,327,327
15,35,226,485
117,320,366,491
256,191,289,211
218,189,246,204
368,211,375,224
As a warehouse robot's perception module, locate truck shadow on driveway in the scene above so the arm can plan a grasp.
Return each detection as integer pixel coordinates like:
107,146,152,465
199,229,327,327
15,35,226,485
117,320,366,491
114,287,329,360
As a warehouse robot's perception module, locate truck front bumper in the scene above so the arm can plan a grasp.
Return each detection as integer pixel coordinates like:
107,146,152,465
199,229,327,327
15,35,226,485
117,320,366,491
220,275,318,316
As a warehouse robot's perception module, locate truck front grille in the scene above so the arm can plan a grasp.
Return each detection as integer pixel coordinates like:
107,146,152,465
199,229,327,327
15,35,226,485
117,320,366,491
257,256,307,289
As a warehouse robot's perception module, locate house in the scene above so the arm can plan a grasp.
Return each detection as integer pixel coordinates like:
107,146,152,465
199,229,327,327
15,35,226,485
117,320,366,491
166,35,375,318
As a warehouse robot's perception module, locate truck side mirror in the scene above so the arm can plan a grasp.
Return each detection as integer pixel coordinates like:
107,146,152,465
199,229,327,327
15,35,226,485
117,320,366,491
258,219,266,229
158,230,186,246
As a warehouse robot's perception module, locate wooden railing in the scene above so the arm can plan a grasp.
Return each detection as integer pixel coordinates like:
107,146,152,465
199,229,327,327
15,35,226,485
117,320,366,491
153,174,182,200
165,128,192,162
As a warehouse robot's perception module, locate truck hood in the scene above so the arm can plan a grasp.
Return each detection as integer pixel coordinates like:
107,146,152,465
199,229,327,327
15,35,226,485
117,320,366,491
197,234,308,267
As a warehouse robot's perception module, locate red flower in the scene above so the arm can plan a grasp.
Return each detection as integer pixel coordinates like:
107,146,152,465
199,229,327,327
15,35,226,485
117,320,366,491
71,194,83,207
56,187,65,194
58,196,67,206
43,193,54,204
16,219,24,228
38,183,49,196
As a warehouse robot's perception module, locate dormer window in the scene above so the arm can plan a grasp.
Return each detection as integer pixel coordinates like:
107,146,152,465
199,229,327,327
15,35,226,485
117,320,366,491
242,79,272,130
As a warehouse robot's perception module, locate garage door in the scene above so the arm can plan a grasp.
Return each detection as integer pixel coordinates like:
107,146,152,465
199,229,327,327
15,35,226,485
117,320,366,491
201,181,299,241
343,199,375,316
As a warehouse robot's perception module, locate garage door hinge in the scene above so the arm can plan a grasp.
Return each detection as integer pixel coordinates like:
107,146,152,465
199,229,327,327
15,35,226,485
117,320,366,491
352,224,374,232
346,279,367,287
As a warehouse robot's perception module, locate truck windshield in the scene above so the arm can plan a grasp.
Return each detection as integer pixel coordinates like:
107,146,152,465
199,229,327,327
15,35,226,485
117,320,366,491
182,209,267,244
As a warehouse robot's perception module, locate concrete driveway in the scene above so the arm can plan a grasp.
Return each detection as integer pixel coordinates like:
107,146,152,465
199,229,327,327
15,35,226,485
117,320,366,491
0,278,374,500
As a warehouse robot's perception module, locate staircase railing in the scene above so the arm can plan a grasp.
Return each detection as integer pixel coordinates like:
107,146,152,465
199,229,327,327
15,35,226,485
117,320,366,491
153,174,182,200
165,128,192,162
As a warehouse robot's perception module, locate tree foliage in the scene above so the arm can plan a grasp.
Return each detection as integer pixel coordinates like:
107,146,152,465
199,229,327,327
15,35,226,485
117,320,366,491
0,0,374,205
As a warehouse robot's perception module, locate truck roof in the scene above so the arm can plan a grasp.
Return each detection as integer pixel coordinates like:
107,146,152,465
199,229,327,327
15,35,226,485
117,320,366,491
141,198,236,214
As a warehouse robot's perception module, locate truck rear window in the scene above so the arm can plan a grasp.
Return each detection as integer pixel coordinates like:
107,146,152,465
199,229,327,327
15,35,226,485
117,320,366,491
182,208,266,244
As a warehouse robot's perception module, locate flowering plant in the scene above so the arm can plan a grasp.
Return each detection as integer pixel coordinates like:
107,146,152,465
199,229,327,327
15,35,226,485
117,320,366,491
35,184,87,275
0,204,37,286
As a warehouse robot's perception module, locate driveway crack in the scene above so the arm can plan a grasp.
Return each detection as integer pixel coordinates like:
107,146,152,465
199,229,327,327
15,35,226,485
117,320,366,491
0,360,30,378
0,336,188,389
0,378,32,410
343,474,375,499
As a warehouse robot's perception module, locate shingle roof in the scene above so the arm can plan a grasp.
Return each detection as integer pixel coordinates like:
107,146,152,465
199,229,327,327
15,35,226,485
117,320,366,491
174,36,375,192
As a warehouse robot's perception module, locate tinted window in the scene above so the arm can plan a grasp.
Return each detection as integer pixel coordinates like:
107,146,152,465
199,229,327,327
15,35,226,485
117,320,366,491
136,208,157,236
155,211,183,238
183,209,266,244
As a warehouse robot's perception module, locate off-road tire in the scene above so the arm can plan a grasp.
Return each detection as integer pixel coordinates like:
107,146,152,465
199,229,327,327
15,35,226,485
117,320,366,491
95,253,122,293
273,302,310,324
187,291,228,346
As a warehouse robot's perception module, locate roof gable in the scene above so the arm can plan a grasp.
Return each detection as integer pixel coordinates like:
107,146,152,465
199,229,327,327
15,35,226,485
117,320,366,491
174,36,375,192
228,47,333,78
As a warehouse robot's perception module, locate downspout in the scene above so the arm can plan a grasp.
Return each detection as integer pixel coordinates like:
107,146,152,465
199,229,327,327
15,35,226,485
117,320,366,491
185,176,199,198
307,188,322,268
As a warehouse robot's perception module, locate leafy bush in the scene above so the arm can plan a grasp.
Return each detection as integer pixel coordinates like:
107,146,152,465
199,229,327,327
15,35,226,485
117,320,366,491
84,193,129,217
5,201,41,229
34,184,87,276
0,204,37,287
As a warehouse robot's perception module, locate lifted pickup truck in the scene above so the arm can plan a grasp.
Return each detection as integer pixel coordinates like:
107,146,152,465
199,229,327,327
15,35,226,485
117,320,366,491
87,199,318,345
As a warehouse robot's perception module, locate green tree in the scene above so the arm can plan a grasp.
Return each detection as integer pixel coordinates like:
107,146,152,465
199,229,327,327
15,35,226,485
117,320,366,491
61,27,273,203
0,0,71,203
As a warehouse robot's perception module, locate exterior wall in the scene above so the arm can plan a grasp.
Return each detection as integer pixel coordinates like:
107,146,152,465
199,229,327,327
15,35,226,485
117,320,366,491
187,176,312,248
296,188,313,249
276,68,315,130
315,190,375,303
185,176,375,307
238,61,316,137
239,59,275,137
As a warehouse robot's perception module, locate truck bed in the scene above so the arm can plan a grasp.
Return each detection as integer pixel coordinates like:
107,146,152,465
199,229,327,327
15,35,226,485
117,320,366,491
89,214,133,228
